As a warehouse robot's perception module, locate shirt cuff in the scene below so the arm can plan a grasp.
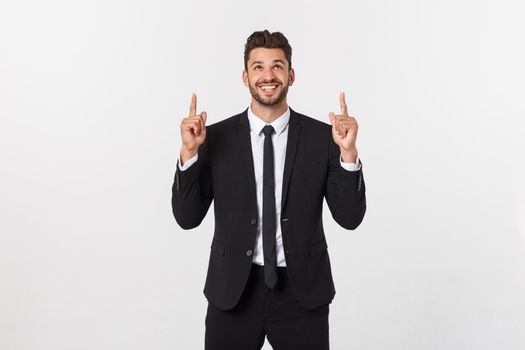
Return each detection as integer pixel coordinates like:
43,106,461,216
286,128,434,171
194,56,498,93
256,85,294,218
340,156,361,171
178,153,199,171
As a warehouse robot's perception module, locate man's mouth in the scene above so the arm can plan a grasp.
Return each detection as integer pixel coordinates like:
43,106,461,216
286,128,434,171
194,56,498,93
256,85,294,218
258,84,280,94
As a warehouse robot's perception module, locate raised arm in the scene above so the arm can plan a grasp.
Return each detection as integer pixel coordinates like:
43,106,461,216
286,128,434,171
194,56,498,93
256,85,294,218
171,93,213,229
325,92,366,229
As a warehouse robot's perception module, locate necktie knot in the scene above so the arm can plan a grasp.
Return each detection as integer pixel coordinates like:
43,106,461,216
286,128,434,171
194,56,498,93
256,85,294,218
262,125,275,137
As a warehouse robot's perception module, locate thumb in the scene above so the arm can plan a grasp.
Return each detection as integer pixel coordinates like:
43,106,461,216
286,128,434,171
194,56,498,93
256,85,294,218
201,111,207,125
328,112,336,124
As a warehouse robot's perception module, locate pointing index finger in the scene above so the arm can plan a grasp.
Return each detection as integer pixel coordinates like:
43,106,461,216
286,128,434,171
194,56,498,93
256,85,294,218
339,91,348,116
189,93,197,116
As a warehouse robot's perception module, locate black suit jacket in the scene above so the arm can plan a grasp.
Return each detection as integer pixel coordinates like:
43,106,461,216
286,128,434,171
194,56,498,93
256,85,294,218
172,108,366,311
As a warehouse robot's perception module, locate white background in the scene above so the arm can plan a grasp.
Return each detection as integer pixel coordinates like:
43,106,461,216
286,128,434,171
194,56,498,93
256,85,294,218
1,0,525,349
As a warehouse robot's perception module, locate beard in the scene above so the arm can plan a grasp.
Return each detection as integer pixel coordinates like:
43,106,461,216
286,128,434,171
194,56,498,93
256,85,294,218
248,78,289,106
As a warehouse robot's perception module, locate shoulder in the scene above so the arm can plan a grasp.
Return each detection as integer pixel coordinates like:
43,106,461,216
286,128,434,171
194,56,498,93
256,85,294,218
206,109,247,132
290,108,331,132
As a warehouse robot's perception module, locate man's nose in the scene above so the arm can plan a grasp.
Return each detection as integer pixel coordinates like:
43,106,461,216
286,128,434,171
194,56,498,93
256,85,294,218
261,67,277,80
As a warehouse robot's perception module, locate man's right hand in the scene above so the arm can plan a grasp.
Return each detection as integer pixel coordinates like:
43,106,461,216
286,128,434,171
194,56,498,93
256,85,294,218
180,93,207,165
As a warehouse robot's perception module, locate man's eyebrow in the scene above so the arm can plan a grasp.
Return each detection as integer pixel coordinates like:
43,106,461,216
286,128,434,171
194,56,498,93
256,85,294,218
250,59,285,66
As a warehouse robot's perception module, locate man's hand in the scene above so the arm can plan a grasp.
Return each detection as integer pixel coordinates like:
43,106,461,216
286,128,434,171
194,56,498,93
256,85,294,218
328,92,358,163
180,93,207,164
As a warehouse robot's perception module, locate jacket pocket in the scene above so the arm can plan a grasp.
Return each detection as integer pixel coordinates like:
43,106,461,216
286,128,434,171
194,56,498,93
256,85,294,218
309,238,328,256
210,238,225,257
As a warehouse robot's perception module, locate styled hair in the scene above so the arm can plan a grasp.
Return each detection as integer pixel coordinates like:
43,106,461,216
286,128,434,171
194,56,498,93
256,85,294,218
244,30,292,71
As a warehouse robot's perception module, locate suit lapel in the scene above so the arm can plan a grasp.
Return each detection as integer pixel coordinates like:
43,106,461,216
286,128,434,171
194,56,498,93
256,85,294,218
237,110,258,214
281,108,301,213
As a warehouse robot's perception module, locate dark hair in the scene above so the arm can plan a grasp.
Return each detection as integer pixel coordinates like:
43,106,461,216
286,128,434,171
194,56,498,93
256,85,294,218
244,30,292,71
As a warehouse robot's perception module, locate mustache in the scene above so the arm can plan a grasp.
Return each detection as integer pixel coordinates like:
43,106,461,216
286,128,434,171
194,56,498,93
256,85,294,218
256,79,282,86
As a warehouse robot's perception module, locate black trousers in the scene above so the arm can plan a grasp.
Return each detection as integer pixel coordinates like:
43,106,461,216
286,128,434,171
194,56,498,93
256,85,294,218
205,263,330,350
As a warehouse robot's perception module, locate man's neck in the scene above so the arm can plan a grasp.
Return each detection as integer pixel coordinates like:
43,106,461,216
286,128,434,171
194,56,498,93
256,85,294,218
250,99,289,124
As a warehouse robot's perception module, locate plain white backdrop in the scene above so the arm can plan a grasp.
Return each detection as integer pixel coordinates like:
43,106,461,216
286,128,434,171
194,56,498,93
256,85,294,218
1,0,525,349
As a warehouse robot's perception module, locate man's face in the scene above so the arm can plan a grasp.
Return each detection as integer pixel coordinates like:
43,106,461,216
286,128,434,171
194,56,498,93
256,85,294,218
243,48,295,106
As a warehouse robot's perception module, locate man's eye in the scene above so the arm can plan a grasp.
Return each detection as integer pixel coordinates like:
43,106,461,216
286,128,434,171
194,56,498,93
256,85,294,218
254,66,262,71
273,65,282,70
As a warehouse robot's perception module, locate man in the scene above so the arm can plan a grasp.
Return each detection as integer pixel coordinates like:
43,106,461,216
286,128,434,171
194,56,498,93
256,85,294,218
172,30,366,350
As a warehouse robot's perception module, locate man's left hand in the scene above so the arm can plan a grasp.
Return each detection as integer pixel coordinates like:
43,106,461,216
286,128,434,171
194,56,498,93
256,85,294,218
328,92,359,163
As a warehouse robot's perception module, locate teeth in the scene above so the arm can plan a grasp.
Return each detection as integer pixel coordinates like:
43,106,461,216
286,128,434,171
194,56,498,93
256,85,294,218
260,85,277,91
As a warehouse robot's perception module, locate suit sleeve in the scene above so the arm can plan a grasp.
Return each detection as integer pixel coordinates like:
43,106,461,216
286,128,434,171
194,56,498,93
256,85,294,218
171,135,213,230
324,133,366,230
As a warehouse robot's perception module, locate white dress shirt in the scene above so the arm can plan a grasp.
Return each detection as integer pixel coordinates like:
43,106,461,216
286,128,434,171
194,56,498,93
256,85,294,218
178,106,361,267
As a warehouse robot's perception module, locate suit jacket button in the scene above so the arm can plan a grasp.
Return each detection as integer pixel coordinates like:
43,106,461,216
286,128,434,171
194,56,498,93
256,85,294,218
250,218,257,225
246,250,253,256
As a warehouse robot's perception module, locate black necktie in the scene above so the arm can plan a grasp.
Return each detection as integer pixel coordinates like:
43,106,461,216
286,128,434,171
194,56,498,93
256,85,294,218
262,125,278,289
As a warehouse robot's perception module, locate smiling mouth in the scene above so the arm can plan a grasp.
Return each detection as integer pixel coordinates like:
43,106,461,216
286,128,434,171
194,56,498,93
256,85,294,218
258,84,280,93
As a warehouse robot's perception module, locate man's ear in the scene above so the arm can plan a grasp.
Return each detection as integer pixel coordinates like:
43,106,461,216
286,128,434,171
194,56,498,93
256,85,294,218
242,70,249,87
288,68,295,86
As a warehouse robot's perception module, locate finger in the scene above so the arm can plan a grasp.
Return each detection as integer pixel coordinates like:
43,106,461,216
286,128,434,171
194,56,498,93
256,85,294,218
193,118,202,136
333,114,343,135
339,122,356,135
329,112,339,132
182,117,201,134
328,112,336,124
339,91,348,116
339,117,358,129
195,112,207,136
337,118,355,128
189,93,197,116
201,111,207,125
182,115,202,126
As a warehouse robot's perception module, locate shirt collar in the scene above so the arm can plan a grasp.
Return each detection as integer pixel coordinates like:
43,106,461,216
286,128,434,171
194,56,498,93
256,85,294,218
247,105,290,136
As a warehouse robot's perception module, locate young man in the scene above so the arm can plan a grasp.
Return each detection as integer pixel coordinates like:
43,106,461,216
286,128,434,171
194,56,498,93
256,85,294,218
172,30,366,350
